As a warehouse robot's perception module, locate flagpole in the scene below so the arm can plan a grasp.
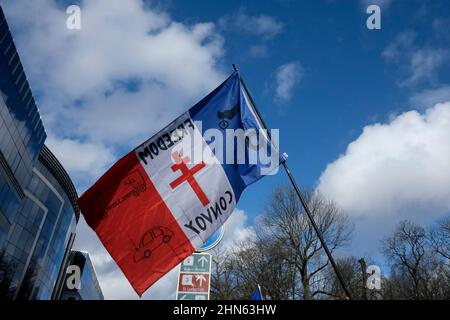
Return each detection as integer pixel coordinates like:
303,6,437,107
233,64,352,300
258,284,264,300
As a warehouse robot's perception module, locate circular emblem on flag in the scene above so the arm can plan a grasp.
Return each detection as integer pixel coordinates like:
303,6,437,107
197,226,225,252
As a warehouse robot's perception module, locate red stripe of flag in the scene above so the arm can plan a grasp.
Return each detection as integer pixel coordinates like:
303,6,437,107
78,151,195,296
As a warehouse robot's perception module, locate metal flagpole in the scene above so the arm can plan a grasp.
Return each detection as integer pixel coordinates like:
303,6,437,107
258,284,264,300
233,64,352,300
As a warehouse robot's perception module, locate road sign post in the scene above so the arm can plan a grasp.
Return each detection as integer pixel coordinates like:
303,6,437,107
176,252,212,300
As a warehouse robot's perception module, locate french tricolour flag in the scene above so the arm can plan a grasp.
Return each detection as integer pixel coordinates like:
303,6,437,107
78,71,281,296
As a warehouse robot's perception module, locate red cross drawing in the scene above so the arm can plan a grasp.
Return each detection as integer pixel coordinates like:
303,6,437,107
169,151,210,206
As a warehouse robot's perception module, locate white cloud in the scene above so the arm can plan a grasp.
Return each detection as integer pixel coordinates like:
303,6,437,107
410,85,450,109
45,134,114,184
217,209,255,250
218,8,283,59
382,31,448,87
317,102,450,254
248,44,269,58
273,61,302,104
382,31,416,62
219,8,283,40
402,49,447,87
1,0,225,181
3,0,224,99
72,209,253,299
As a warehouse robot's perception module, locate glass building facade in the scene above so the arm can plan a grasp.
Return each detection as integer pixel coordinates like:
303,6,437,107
59,251,104,300
0,146,79,300
0,5,46,250
0,6,81,300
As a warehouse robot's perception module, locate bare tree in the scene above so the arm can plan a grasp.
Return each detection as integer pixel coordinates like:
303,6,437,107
210,247,238,299
381,220,435,299
211,196,450,300
258,186,353,300
428,217,450,298
211,189,450,300
210,237,298,300
231,237,297,299
322,256,382,300
430,217,450,261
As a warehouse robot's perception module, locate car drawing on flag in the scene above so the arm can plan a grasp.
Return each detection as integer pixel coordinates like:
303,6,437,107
102,170,147,215
133,226,174,263
123,170,147,197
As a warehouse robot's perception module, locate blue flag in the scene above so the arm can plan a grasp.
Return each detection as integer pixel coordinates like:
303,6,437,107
250,285,263,300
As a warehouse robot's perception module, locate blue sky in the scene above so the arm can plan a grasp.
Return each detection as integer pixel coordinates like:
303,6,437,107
176,0,450,248
165,0,450,216
2,0,450,298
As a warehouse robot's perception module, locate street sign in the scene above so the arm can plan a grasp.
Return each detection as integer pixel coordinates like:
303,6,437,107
180,253,211,273
177,293,208,300
178,273,210,292
176,252,211,300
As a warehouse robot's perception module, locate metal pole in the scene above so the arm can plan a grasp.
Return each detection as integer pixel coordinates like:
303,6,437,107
234,64,352,300
282,161,352,300
258,284,264,300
